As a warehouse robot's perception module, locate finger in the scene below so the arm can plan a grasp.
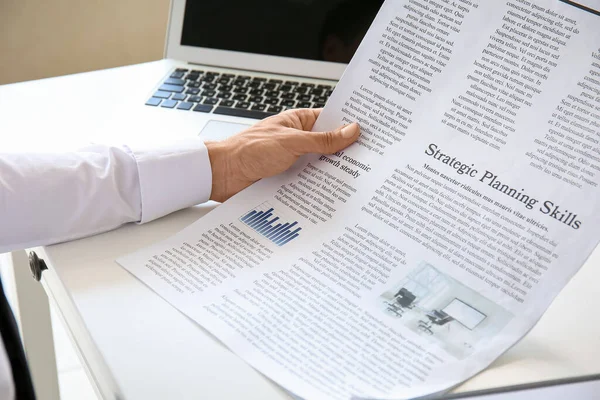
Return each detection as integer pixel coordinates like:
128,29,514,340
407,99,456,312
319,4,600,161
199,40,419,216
280,108,322,130
291,122,360,155
294,108,322,130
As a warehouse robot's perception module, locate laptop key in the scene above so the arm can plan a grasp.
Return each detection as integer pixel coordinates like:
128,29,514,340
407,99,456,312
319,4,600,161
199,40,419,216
202,90,216,97
213,106,275,120
170,72,185,79
251,104,267,111
188,96,202,103
165,78,185,86
177,102,194,110
280,99,296,107
235,101,251,109
187,81,201,88
217,77,231,85
252,77,267,82
172,93,187,101
249,95,264,103
280,92,295,100
218,84,233,93
263,83,278,91
268,79,283,84
310,88,324,96
301,83,316,88
185,88,200,95
161,99,178,108
317,84,333,89
297,101,312,108
190,69,204,74
296,94,312,102
313,102,326,108
222,73,236,79
153,90,171,99
159,84,185,93
279,84,293,92
220,99,235,107
145,97,162,106
264,98,279,105
193,104,213,113
294,86,309,94
216,92,232,99
202,83,217,90
233,94,248,101
265,90,279,98
268,105,283,113
285,80,300,86
233,86,248,94
248,81,262,89
313,96,328,103
203,97,219,105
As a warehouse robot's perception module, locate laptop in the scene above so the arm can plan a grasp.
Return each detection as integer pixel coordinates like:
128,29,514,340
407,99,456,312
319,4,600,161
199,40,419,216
140,0,384,142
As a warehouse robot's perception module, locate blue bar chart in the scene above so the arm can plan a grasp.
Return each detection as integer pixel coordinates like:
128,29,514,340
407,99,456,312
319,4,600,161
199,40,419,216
240,202,302,246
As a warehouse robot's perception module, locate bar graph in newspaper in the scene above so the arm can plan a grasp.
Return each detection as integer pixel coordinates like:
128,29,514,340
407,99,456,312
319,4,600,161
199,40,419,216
240,202,302,246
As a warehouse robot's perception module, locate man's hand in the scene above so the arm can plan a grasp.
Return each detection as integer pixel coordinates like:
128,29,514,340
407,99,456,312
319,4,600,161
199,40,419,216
206,108,360,202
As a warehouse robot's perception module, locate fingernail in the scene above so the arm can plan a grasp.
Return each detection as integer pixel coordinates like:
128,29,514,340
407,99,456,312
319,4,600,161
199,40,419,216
340,123,358,139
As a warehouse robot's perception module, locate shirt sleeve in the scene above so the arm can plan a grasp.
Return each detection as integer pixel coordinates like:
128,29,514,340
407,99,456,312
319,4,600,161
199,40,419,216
0,138,212,254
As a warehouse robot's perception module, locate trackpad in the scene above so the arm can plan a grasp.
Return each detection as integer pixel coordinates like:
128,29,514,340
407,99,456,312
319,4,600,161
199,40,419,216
199,120,251,141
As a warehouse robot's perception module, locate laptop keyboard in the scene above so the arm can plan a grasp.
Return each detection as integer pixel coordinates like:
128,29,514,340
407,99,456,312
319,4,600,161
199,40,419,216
145,68,335,120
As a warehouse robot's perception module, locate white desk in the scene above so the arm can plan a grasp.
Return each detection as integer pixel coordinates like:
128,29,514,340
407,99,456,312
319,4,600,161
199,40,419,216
2,61,600,399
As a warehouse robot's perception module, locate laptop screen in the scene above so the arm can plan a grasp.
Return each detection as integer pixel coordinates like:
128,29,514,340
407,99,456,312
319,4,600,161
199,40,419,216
180,0,383,64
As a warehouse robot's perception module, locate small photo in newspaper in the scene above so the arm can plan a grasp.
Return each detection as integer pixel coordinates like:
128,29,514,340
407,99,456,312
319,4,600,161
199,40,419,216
379,262,514,359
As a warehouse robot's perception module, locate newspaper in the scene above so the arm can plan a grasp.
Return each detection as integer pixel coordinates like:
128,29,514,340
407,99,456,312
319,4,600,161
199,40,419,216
118,1,600,398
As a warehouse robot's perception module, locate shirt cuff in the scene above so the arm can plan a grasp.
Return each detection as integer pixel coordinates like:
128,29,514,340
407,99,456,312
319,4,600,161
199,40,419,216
131,138,212,223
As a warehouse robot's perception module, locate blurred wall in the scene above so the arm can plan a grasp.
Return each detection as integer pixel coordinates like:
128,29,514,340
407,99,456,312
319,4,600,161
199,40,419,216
0,0,170,85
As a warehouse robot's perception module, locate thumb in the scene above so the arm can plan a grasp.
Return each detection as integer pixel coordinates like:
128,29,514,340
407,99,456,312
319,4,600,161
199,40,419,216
298,122,360,155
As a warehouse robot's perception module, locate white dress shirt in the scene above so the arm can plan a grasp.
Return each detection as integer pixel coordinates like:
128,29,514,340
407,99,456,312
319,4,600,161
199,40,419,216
0,138,213,399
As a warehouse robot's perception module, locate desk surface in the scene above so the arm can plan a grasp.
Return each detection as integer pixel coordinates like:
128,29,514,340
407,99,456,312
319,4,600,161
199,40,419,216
2,60,600,399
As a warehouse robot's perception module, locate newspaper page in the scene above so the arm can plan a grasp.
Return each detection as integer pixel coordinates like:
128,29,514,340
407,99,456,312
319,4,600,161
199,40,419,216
118,0,600,398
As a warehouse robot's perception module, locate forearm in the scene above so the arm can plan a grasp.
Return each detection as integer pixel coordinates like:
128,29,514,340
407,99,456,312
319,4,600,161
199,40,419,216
0,139,212,253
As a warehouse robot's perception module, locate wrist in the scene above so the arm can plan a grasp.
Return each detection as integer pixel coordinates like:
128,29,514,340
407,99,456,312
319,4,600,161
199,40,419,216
205,141,231,202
